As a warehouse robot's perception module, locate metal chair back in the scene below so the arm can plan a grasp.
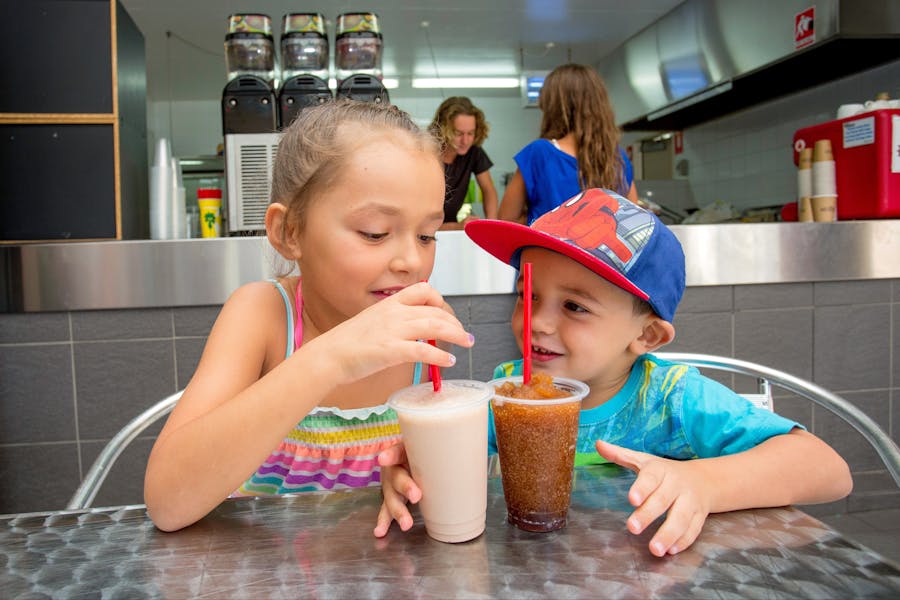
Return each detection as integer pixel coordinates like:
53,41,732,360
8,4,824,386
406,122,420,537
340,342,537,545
656,352,900,487
67,390,183,510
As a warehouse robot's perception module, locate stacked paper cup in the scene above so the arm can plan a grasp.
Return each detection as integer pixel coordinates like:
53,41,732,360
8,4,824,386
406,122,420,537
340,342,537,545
797,148,813,222
149,138,187,239
811,139,837,222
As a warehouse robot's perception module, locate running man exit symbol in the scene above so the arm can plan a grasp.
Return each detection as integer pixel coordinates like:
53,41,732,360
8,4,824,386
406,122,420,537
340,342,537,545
795,7,815,49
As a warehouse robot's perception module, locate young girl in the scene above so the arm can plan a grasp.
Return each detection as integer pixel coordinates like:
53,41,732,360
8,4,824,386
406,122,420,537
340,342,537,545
498,64,638,225
429,96,499,230
144,100,474,532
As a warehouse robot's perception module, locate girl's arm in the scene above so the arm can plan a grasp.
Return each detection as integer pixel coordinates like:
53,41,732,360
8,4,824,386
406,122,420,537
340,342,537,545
145,282,472,532
144,282,334,531
596,428,852,556
626,181,639,203
498,170,528,224
476,170,499,220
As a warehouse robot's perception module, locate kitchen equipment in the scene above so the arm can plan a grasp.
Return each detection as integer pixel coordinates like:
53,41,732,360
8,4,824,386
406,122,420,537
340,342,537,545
278,75,333,128
224,132,281,233
224,14,275,87
335,12,383,83
222,75,277,135
335,74,390,104
792,109,900,219
281,13,328,82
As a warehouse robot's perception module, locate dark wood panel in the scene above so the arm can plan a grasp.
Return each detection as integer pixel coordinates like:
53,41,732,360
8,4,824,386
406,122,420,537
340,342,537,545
0,0,113,114
0,124,117,240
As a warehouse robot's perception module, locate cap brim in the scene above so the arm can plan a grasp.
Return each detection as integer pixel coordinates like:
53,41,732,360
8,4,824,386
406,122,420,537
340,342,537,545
464,220,648,300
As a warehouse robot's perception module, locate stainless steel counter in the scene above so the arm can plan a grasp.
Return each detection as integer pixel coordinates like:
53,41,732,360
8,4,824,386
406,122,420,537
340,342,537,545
3,465,899,598
3,220,900,312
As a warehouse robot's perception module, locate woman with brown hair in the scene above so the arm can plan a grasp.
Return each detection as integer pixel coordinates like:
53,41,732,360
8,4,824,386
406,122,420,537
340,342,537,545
499,64,637,224
429,96,499,230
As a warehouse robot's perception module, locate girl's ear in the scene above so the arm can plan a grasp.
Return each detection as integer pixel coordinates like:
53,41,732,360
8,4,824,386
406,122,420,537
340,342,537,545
265,203,302,260
630,317,676,355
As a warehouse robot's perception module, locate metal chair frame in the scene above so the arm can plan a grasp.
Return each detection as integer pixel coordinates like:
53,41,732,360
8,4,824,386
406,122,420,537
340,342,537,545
656,352,900,487
67,390,183,510
67,353,900,510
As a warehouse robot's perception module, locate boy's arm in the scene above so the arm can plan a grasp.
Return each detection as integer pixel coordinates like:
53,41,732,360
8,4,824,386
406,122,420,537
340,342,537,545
596,428,852,557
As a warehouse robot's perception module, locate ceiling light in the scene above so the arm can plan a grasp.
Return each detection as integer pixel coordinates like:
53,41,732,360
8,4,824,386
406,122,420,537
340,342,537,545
411,77,520,89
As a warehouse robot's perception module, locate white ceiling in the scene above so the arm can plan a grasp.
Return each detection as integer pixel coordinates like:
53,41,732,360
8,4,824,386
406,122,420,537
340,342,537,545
120,0,684,102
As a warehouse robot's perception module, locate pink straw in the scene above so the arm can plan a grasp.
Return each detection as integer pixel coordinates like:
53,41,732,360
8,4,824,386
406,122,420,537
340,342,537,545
523,262,532,384
428,339,442,392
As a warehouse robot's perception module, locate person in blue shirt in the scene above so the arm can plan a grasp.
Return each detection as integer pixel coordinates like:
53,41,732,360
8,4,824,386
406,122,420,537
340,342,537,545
376,188,852,557
498,64,637,225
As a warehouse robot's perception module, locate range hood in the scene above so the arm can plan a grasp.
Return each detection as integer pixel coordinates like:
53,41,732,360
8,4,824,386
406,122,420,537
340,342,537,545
598,0,900,131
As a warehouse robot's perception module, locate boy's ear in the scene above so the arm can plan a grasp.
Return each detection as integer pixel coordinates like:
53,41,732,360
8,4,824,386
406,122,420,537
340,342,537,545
630,317,676,354
265,203,302,260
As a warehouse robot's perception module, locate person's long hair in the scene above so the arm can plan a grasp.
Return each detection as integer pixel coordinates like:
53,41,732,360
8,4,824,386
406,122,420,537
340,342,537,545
429,96,490,149
538,64,625,192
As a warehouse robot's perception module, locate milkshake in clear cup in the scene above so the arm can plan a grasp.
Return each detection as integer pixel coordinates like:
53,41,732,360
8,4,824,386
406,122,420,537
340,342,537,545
387,380,491,543
489,375,589,532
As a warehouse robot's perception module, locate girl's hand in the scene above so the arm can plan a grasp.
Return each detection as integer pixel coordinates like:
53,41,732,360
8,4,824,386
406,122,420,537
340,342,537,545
595,440,713,557
374,443,422,537
306,282,474,385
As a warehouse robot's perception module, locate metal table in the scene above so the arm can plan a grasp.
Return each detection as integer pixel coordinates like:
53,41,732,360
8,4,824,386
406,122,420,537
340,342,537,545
3,465,899,598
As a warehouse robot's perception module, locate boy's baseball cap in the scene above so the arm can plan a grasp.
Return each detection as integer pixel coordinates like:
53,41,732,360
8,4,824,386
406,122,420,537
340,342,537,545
465,188,685,322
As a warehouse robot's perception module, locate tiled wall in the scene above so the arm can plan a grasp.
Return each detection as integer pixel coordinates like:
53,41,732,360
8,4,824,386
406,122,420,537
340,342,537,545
2,280,898,516
681,59,900,213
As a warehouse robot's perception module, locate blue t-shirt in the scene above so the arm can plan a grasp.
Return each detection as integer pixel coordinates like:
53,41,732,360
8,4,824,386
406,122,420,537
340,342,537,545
489,354,802,466
514,139,634,224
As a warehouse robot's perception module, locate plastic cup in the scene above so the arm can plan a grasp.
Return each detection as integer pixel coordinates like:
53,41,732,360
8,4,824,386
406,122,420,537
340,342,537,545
387,380,491,543
489,375,589,532
197,191,222,238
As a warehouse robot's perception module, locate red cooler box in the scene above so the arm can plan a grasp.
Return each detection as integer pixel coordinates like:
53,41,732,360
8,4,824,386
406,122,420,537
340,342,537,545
792,109,900,219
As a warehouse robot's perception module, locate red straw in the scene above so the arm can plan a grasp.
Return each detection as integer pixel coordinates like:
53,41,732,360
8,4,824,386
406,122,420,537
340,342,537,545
428,340,442,392
419,279,442,392
523,262,532,384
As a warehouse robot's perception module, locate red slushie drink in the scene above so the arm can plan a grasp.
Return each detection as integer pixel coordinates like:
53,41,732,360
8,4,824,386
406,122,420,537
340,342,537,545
388,380,491,543
490,375,589,532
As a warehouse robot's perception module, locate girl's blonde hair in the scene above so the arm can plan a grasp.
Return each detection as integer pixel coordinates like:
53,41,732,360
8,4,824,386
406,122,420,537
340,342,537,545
429,96,489,149
271,99,440,245
538,64,625,193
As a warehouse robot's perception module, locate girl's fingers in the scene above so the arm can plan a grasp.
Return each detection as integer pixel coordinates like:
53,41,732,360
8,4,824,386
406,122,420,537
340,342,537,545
373,503,394,538
378,443,407,468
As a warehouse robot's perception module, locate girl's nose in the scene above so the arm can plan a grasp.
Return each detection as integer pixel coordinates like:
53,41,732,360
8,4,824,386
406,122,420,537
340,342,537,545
389,236,424,273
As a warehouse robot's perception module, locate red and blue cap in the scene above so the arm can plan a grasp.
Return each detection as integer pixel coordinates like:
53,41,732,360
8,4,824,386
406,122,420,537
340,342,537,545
465,188,685,322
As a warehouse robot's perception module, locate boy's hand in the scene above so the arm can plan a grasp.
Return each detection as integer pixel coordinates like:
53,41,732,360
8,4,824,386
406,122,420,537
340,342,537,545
373,443,423,538
595,440,713,557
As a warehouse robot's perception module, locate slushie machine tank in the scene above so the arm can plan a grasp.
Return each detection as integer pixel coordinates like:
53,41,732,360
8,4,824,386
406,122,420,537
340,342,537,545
224,14,275,87
280,13,328,82
335,12,383,84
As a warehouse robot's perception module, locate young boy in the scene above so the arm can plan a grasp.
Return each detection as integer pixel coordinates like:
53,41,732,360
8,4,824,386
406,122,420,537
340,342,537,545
375,188,852,557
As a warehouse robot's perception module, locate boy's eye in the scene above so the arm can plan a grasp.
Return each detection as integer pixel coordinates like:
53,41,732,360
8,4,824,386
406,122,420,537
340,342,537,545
359,231,387,241
564,300,588,314
418,234,437,244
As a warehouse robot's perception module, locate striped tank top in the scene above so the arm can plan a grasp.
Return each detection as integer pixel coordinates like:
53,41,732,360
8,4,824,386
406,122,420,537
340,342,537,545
234,279,422,495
